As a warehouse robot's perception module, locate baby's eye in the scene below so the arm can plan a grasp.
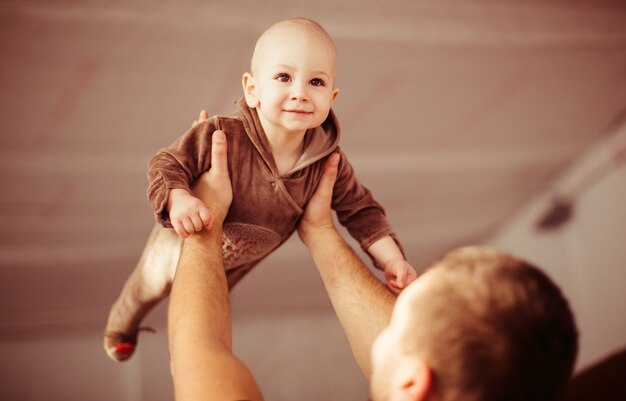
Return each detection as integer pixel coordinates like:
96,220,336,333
310,78,326,87
275,73,291,82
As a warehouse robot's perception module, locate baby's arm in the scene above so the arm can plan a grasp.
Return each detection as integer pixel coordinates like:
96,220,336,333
147,117,219,230
161,110,215,238
330,150,416,293
367,236,418,295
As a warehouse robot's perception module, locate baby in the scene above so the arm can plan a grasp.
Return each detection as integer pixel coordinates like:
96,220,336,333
104,18,418,362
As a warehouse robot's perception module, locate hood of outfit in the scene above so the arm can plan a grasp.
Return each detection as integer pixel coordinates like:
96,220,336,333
236,97,340,176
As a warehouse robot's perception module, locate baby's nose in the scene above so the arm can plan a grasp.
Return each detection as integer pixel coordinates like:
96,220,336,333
290,82,309,101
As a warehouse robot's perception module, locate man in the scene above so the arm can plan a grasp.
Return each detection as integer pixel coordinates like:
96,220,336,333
168,131,578,401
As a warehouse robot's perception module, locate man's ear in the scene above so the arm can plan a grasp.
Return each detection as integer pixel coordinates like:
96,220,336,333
242,72,259,108
390,357,432,401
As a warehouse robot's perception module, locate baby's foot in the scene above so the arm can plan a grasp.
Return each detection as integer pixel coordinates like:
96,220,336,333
103,327,156,362
104,330,137,361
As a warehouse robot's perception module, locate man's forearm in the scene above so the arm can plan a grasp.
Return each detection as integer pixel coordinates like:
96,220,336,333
168,226,230,358
169,226,264,401
304,228,396,378
168,227,232,399
168,227,264,401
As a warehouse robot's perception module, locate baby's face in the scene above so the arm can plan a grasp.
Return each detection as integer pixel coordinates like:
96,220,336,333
244,25,339,136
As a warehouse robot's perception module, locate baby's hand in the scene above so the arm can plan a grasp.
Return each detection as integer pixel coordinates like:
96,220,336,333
167,188,214,238
383,258,418,295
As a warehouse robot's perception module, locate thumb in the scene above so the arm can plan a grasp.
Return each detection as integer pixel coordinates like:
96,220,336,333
211,130,229,177
315,153,340,200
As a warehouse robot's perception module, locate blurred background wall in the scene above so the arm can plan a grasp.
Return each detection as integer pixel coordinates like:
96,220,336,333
489,123,626,371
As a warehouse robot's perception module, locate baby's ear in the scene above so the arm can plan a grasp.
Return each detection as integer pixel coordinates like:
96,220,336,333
331,87,340,103
242,73,259,108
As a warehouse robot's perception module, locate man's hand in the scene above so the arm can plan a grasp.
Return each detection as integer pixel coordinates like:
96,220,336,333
297,153,340,246
168,130,231,238
297,152,395,378
167,189,214,238
191,130,232,226
191,110,209,128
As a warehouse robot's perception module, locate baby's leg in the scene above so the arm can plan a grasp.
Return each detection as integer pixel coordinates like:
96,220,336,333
104,224,182,362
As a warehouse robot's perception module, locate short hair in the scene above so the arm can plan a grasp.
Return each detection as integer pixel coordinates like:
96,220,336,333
401,246,578,401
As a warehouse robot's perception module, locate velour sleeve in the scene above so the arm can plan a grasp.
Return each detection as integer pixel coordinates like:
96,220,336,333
146,119,217,227
330,150,405,266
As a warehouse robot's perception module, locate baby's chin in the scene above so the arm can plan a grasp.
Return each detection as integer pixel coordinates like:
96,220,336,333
280,118,322,132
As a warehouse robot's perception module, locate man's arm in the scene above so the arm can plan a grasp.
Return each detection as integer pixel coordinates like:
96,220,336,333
168,131,264,401
299,154,396,378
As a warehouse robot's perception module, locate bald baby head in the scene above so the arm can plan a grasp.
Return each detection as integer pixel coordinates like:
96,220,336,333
241,18,340,132
250,18,337,80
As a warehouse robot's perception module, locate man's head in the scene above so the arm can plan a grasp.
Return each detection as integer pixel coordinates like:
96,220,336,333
242,18,339,136
371,246,578,401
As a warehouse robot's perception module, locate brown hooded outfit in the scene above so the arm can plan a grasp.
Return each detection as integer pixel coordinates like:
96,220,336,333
147,99,401,288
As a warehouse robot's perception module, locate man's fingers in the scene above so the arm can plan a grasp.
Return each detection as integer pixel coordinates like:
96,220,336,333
211,130,229,176
191,110,210,128
316,153,340,199
191,110,209,128
190,129,233,223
